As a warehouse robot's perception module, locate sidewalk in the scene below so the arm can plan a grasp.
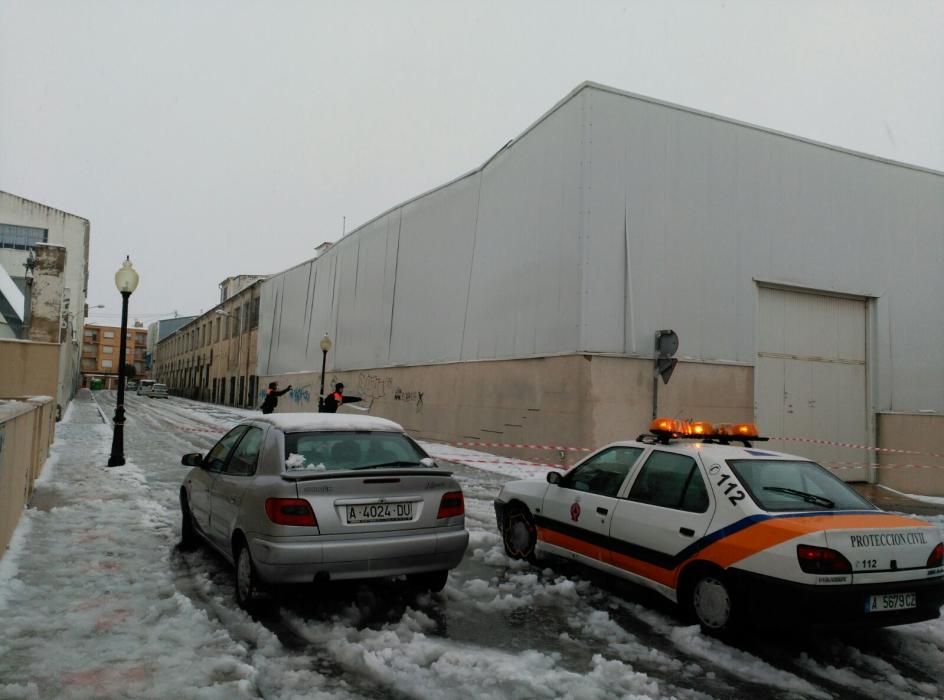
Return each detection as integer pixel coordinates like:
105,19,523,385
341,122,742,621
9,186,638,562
0,390,292,700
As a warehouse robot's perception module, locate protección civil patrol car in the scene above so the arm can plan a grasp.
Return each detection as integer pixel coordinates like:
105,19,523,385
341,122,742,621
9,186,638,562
494,419,944,633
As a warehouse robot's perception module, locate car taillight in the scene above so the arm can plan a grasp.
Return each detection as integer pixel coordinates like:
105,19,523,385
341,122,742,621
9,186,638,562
796,544,852,574
265,498,317,527
437,491,464,519
928,543,944,568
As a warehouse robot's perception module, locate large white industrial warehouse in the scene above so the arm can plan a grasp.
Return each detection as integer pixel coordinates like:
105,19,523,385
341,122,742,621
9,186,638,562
258,81,944,494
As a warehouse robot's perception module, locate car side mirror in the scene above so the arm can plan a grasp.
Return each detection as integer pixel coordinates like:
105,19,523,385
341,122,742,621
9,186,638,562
547,471,562,485
420,457,438,468
181,453,204,467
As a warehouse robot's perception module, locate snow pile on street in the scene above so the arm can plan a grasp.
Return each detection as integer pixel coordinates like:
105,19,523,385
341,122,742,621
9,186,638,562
3,392,944,699
286,606,674,700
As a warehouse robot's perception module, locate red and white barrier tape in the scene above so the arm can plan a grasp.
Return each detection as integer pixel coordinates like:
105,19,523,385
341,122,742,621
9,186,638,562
431,454,565,471
826,461,944,471
445,436,944,463
770,436,944,460
448,441,592,453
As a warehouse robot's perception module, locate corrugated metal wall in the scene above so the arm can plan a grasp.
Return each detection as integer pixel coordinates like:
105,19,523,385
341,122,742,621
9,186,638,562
582,86,943,413
260,83,944,414
258,91,586,375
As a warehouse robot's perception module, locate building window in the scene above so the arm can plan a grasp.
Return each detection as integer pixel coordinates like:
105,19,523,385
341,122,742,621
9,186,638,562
250,297,260,329
103,346,113,354
104,331,115,339
0,223,48,250
102,359,113,369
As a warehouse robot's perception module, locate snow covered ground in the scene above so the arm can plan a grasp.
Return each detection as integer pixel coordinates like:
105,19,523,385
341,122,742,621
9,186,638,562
1,391,943,699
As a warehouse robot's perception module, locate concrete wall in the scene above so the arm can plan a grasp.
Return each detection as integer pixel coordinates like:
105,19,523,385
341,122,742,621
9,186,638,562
263,355,754,469
876,413,944,496
27,244,66,344
0,339,59,399
0,397,55,557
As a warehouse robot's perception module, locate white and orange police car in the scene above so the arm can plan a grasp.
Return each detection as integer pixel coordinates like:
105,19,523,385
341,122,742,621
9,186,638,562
494,419,944,632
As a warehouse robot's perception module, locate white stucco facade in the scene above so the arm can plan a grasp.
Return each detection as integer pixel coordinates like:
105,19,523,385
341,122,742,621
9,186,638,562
0,191,90,410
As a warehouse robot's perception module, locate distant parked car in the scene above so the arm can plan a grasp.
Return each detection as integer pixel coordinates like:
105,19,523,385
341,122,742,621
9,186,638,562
178,414,469,608
142,382,168,398
126,380,138,391
136,379,155,395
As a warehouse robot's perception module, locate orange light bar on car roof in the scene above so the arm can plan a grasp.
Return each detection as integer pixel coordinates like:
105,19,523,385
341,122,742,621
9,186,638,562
650,418,679,434
715,422,760,439
650,418,760,440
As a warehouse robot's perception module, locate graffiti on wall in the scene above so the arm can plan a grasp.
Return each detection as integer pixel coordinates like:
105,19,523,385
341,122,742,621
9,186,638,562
356,373,394,400
288,385,312,404
394,387,424,413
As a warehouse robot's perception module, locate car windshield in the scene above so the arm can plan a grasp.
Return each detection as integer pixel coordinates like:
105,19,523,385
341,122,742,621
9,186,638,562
283,431,427,472
727,459,877,512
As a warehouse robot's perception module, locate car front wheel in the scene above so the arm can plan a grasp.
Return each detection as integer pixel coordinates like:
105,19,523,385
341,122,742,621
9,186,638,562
502,505,537,562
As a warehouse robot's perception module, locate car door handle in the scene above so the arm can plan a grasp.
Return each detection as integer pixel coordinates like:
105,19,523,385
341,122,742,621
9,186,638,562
596,507,608,515
679,527,695,537
228,498,236,504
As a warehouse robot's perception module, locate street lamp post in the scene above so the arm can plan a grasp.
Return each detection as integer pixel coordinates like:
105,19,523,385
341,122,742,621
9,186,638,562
107,257,139,467
318,333,332,412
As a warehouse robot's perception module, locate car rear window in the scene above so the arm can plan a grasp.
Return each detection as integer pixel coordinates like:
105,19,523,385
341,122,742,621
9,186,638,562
283,431,427,471
727,459,877,512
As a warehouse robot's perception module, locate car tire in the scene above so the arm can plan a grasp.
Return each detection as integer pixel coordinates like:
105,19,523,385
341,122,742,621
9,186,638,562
234,540,263,610
179,491,198,551
409,569,449,593
688,571,738,636
502,505,537,563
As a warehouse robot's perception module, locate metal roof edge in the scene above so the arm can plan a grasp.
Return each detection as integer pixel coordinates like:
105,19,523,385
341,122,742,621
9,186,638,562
580,81,944,179
267,80,942,285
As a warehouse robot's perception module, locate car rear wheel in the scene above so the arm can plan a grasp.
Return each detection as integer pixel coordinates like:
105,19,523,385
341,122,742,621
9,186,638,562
409,569,449,593
502,505,537,562
235,541,262,609
179,492,198,551
689,572,737,635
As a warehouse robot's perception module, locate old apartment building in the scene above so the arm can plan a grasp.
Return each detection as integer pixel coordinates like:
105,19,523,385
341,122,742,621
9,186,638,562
81,322,148,389
153,277,264,408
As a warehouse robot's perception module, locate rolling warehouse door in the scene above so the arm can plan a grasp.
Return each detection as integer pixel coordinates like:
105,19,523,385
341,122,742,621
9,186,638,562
755,287,869,481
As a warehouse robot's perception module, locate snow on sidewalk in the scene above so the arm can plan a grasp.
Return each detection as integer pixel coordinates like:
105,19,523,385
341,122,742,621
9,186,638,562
0,393,340,700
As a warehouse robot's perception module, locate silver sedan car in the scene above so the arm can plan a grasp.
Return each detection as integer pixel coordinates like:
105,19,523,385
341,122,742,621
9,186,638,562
179,413,469,608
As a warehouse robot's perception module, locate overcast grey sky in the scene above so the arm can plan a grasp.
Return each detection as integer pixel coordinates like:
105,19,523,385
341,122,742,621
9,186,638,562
1,0,941,326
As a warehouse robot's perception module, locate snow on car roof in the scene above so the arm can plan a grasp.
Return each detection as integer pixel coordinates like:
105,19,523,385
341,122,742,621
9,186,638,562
253,412,404,433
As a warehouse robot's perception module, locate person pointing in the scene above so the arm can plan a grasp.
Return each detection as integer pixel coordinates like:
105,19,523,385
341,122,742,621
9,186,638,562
260,381,292,414
322,383,362,413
